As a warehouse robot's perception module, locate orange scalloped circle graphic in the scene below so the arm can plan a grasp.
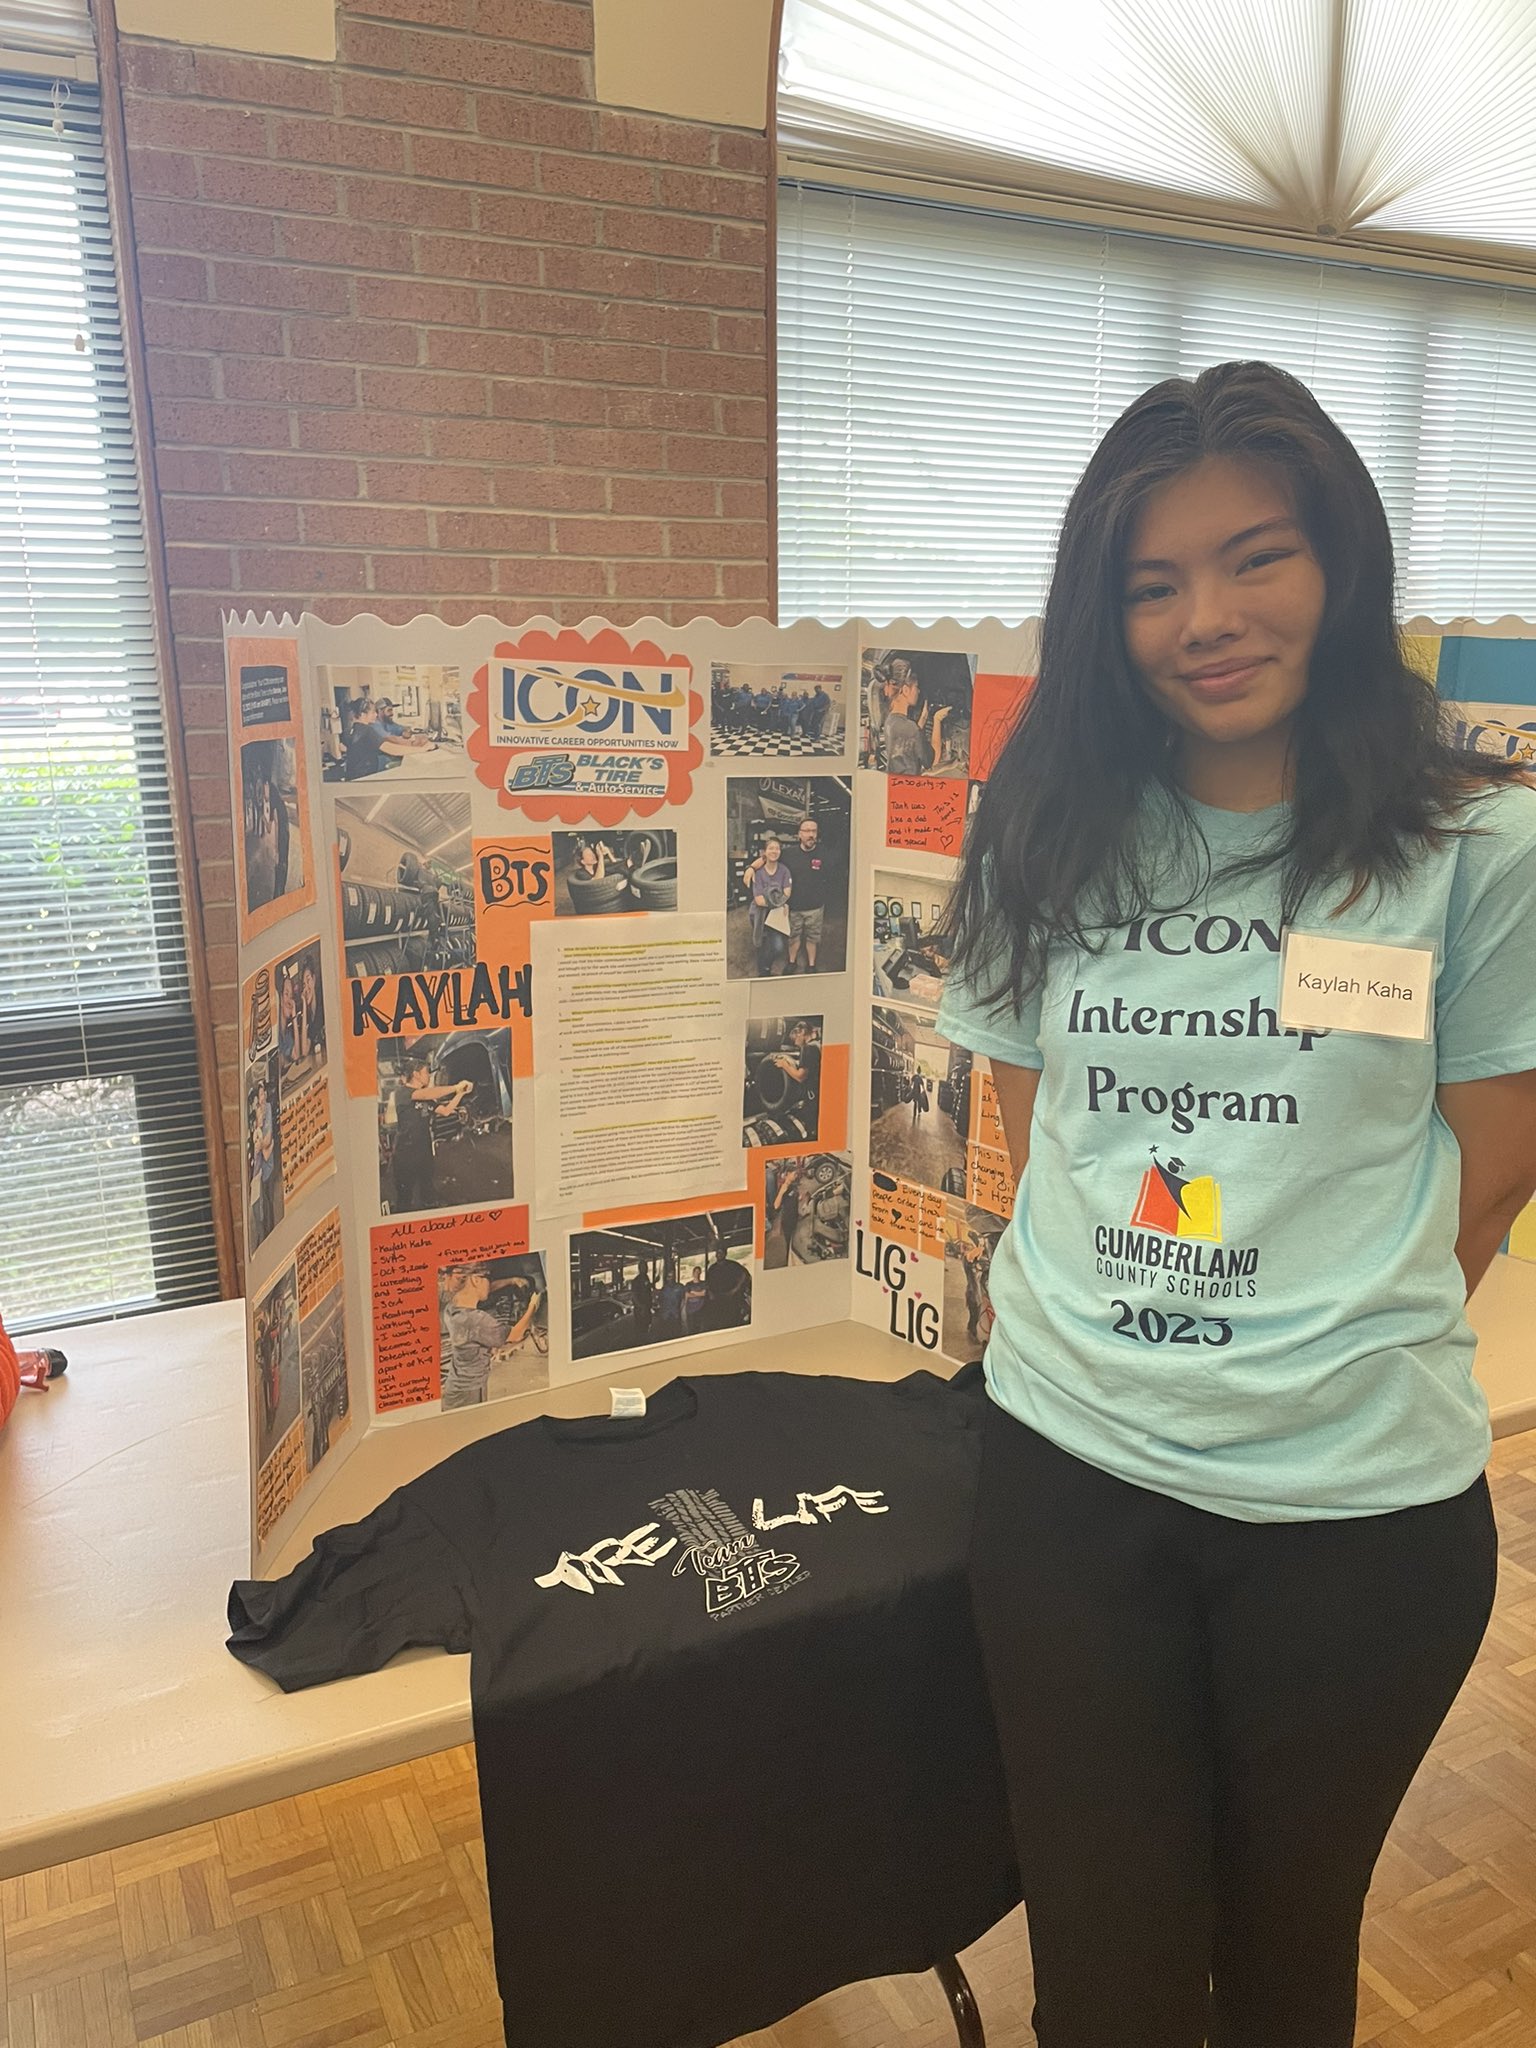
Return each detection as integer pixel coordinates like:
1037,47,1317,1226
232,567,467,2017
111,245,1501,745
468,626,703,824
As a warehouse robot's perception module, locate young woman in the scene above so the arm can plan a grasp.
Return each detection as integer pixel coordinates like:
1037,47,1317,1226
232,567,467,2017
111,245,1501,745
438,1265,541,1410
881,668,951,776
744,835,794,975
937,359,1536,2048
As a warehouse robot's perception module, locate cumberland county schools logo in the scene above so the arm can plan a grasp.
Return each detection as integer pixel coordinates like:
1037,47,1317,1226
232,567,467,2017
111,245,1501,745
1130,1145,1223,1243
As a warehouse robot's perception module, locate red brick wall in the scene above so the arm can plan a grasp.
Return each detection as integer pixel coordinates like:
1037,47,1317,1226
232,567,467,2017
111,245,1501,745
113,0,771,1220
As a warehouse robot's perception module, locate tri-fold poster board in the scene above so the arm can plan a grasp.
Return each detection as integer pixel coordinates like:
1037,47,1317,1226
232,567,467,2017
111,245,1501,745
228,610,1536,1572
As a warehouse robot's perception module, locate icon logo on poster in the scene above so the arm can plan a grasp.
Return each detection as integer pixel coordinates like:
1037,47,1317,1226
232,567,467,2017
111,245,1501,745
492,664,687,752
469,629,701,823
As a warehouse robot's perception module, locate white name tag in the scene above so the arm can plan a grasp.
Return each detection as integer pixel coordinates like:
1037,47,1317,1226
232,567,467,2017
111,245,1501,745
609,1387,646,1418
1278,929,1436,1042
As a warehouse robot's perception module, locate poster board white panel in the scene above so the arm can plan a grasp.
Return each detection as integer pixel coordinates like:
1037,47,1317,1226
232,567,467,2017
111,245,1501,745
231,611,868,1571
226,614,364,1571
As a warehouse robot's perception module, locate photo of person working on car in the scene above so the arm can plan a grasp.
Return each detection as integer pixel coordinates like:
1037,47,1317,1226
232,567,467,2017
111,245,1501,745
386,1055,472,1212
438,1263,544,1411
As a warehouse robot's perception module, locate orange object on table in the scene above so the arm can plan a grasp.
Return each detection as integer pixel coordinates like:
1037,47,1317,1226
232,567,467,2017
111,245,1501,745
0,1323,17,1431
0,1313,66,1430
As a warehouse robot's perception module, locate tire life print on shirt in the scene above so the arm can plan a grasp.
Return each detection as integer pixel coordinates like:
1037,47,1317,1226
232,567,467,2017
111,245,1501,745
534,1477,890,1619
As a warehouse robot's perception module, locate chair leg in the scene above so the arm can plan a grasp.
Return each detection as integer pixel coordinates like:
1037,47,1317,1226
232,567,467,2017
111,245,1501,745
934,1955,986,2048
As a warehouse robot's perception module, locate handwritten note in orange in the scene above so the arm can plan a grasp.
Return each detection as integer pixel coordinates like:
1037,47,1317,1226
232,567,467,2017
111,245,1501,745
886,774,967,857
370,1204,529,1412
966,1143,1015,1220
970,1069,1007,1151
867,1170,947,1257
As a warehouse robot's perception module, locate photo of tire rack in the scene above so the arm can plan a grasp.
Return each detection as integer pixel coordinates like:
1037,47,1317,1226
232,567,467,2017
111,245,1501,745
333,792,476,978
551,828,679,916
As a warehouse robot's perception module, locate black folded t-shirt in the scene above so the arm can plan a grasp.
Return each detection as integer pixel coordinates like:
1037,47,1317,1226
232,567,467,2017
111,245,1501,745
228,1368,1018,2048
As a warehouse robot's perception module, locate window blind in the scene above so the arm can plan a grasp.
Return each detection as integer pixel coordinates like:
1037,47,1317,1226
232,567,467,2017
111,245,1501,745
0,66,219,1330
777,182,1536,624
0,0,94,58
778,0,1536,259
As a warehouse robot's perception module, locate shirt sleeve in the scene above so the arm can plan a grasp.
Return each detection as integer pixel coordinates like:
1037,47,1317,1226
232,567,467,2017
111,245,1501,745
936,952,1045,1070
1436,787,1536,1084
226,1489,472,1693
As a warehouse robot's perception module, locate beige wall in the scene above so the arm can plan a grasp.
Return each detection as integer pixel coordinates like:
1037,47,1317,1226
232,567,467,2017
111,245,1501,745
115,0,338,60
593,0,774,128
112,0,777,123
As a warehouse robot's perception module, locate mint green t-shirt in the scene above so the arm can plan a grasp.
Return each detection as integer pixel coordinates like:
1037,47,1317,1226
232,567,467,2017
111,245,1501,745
935,780,1536,1522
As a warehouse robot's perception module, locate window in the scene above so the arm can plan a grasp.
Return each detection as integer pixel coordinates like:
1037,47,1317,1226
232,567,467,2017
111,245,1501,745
0,60,220,1328
777,183,1536,623
779,0,1536,259
777,2,1536,622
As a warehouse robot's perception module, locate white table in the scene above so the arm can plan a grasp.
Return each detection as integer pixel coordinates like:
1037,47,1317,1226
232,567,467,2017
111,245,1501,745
0,1302,921,1878
3,1266,1532,1881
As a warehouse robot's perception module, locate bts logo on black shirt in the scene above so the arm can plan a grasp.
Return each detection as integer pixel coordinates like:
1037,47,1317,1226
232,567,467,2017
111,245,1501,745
533,1480,889,1619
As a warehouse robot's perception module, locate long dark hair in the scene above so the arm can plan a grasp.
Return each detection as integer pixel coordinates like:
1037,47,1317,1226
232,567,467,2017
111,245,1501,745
945,358,1529,1017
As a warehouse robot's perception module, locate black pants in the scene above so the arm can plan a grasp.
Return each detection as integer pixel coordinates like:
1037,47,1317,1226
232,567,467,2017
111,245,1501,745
392,1142,436,1212
968,1397,1498,2048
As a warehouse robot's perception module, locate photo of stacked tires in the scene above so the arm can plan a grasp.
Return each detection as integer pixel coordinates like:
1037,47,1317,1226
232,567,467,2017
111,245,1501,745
870,1005,915,1116
334,795,476,979
742,1015,823,1147
744,1107,817,1147
554,829,678,916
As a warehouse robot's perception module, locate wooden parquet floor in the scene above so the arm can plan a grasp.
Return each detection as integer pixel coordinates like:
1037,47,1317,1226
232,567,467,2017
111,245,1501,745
6,1427,1536,2048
